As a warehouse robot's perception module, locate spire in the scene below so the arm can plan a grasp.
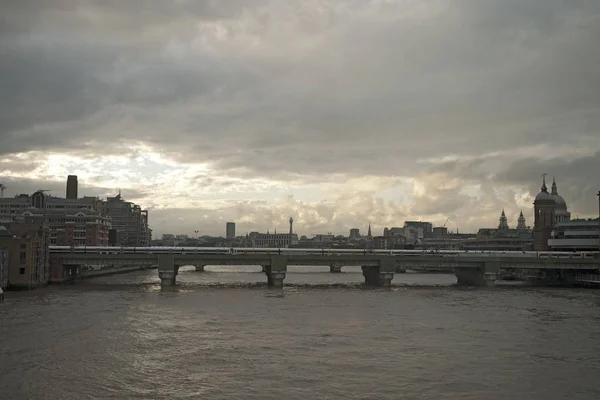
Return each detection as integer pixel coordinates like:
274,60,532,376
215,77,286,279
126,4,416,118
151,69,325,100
367,222,372,237
498,209,509,230
541,173,548,192
551,176,558,195
517,209,527,229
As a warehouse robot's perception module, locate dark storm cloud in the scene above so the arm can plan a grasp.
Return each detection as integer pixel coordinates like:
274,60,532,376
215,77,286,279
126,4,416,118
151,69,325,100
1,0,599,180
496,151,600,215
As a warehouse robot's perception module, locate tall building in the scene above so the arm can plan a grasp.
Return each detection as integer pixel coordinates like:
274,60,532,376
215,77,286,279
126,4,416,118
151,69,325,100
66,175,78,199
226,222,236,240
105,193,150,246
349,228,360,239
533,175,558,251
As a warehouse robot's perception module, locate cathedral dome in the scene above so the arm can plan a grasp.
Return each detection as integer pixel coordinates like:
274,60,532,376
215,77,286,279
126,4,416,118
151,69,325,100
535,191,554,201
550,177,567,210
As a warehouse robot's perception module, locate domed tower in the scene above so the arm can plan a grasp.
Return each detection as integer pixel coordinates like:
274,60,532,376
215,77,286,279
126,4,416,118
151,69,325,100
516,210,527,230
533,174,556,251
550,177,571,224
498,209,509,230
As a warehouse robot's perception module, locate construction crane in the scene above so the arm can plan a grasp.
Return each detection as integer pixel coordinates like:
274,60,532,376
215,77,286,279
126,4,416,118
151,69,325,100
0,183,5,198
442,217,450,227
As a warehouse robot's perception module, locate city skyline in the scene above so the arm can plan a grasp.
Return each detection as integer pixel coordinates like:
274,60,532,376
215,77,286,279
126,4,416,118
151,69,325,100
2,1,599,237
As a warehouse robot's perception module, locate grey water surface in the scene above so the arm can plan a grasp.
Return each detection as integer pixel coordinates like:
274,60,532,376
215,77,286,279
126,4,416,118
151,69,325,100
1,266,599,400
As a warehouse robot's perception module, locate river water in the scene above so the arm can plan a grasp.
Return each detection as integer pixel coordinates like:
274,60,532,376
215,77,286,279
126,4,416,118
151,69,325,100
1,266,600,400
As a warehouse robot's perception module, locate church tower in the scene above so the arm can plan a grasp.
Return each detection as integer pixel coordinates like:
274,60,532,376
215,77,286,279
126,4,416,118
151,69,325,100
516,210,527,230
498,209,509,230
533,174,556,251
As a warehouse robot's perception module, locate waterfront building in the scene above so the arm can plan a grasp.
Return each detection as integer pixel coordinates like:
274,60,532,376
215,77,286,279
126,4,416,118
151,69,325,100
0,177,150,247
105,193,151,246
373,234,406,249
548,219,600,251
0,191,111,246
0,219,50,289
0,249,8,289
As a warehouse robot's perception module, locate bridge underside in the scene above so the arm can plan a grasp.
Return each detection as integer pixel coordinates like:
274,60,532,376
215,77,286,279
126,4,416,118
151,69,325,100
51,252,600,288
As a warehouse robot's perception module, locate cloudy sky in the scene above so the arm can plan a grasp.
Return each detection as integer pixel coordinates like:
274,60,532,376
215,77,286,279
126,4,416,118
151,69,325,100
1,0,599,238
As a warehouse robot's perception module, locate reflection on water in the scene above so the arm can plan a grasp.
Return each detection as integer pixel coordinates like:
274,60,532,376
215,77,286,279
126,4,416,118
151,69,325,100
1,269,599,400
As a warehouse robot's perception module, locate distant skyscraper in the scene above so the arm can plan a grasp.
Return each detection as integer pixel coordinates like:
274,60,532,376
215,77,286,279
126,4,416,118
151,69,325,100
66,175,78,199
226,222,235,240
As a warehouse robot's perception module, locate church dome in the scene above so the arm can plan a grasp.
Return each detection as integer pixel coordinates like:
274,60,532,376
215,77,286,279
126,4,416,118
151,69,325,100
552,194,567,209
550,177,567,210
535,191,554,201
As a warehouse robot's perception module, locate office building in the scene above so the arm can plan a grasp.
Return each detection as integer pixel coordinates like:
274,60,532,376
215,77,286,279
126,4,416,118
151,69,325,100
226,222,236,240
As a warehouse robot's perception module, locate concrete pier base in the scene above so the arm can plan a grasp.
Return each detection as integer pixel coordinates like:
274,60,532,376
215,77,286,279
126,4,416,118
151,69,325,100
265,255,288,287
329,264,342,273
158,254,177,286
159,271,176,286
267,272,286,287
362,265,394,287
455,262,499,286
195,265,205,272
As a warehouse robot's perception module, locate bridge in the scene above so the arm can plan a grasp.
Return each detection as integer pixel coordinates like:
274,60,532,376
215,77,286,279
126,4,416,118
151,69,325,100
49,248,600,287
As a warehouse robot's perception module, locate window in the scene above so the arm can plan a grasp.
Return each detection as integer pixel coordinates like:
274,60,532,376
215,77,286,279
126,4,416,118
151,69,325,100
19,268,25,275
20,243,26,249
20,251,26,264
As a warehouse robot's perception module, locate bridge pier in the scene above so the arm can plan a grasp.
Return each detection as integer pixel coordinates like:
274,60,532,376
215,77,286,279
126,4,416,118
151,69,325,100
265,255,287,287
194,265,205,272
329,263,343,273
362,258,395,287
455,262,499,287
158,254,178,286
261,265,267,273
